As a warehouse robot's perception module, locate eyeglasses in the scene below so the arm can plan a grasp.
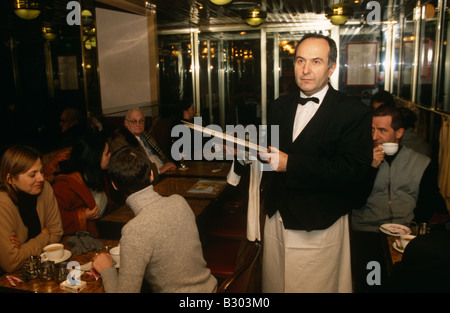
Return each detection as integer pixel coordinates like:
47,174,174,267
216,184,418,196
127,119,145,125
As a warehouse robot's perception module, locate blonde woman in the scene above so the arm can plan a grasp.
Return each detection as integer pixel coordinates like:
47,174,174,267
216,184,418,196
0,145,63,273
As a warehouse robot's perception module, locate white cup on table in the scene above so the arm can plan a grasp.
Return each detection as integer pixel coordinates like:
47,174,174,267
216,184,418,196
42,243,64,261
109,246,120,267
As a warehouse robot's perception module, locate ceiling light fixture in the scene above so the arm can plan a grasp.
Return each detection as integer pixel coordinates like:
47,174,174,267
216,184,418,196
13,0,41,20
244,7,266,26
210,0,232,5
325,3,353,25
42,26,57,40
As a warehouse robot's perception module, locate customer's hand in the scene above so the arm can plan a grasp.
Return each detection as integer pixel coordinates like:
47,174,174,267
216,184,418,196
86,205,99,220
372,146,384,168
9,232,21,249
92,252,114,274
159,162,177,174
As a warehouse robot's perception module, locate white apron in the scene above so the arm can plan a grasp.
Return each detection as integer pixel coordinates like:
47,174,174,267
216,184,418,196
262,211,353,293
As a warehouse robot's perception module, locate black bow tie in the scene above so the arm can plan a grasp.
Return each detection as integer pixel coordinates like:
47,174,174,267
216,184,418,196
298,96,319,105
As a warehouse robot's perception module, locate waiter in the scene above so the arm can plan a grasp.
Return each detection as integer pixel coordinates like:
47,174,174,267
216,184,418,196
260,34,372,292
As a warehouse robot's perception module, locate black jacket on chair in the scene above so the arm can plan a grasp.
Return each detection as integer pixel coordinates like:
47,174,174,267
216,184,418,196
263,85,373,231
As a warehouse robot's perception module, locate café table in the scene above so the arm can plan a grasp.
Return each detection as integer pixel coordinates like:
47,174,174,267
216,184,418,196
102,199,212,223
154,176,229,200
97,177,229,240
97,176,232,240
98,199,212,240
0,237,119,293
164,160,232,179
381,233,403,276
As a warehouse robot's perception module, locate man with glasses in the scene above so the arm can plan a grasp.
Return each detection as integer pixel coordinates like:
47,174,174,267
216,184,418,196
109,109,176,179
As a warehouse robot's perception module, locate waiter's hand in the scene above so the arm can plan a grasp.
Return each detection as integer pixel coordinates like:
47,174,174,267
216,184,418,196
260,146,287,172
372,146,384,168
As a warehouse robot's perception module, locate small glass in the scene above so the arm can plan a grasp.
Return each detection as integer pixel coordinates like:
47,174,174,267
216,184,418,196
21,262,31,282
28,255,41,279
54,261,69,283
418,222,430,235
179,153,187,169
40,260,55,281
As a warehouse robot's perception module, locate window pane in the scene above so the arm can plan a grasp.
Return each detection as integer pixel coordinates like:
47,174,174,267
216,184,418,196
416,1,438,107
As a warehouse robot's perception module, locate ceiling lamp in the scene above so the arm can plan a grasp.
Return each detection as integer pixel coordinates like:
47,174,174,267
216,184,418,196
81,10,94,25
325,3,353,25
244,7,266,26
210,0,232,5
13,0,41,20
42,26,57,40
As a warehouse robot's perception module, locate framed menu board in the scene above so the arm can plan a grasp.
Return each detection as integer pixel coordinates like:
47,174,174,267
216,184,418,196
346,42,378,86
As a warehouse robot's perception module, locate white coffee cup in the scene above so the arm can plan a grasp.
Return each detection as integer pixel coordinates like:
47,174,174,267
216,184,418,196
109,246,120,266
42,243,64,261
382,142,399,155
399,234,416,250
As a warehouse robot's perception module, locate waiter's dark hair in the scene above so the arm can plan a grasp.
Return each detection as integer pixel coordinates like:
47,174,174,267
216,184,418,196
108,147,154,198
294,33,337,69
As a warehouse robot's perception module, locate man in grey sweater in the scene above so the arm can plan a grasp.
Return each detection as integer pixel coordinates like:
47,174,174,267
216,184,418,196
92,147,217,293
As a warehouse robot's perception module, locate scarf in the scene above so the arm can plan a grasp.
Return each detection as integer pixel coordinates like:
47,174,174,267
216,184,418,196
16,190,41,240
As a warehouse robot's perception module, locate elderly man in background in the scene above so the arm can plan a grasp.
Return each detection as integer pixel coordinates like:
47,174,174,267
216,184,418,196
109,109,176,179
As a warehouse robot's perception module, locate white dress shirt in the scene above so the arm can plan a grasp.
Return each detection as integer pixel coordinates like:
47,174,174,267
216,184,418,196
292,85,329,142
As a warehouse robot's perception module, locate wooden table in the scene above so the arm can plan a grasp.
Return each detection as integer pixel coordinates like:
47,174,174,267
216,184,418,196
154,177,228,200
382,234,403,276
102,199,211,223
98,177,229,240
98,198,213,240
164,160,232,179
0,237,119,293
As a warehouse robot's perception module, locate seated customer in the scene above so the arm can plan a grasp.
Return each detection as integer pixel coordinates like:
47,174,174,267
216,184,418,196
384,230,450,293
109,108,176,177
351,105,447,292
58,107,86,149
352,105,447,231
398,107,431,157
52,134,111,237
0,145,63,273
92,147,217,293
370,90,395,111
180,100,197,123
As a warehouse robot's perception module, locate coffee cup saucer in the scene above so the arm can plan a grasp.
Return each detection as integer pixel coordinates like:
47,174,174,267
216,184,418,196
393,240,404,253
40,249,72,263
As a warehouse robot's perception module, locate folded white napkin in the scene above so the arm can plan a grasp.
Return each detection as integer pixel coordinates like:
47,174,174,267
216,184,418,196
227,160,262,241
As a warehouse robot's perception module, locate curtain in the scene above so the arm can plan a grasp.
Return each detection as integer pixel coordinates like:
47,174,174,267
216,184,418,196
438,116,450,212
